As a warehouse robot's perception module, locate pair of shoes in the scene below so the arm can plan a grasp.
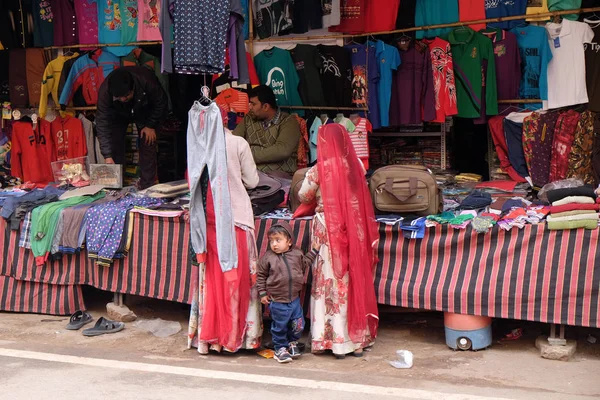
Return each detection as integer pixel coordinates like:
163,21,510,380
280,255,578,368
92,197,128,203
274,348,293,363
289,341,302,359
66,311,125,337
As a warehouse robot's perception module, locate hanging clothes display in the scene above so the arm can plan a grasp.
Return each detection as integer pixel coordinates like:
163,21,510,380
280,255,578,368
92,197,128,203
550,109,581,182
289,44,326,107
322,0,341,28
363,0,400,33
485,0,527,30
9,49,29,107
53,0,78,46
120,0,138,45
585,20,600,112
137,0,162,40
567,111,597,184
26,49,48,108
253,0,293,38
415,0,459,40
11,120,56,184
526,0,550,22
329,0,364,33
74,0,99,45
173,0,229,74
522,110,559,187
187,101,238,273
291,0,322,34
510,24,552,102
254,47,303,110
548,0,582,21
480,28,521,101
488,116,526,182
31,0,55,47
317,44,353,108
395,0,416,30
545,19,595,110
422,37,458,123
50,115,88,160
373,40,401,127
346,42,380,127
389,41,436,125
348,114,372,169
458,0,486,32
504,112,531,182
449,28,498,118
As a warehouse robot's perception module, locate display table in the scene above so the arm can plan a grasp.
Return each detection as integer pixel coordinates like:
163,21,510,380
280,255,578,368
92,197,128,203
1,214,599,329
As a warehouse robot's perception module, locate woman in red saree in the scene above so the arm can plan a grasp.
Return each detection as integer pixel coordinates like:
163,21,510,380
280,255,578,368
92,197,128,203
298,124,379,358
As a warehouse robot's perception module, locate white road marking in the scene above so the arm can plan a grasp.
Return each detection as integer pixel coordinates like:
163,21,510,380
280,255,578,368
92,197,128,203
0,347,508,400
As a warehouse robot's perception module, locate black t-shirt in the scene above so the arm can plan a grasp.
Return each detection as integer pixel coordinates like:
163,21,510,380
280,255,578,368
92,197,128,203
396,0,416,30
585,24,600,112
289,44,326,107
0,51,9,102
291,0,323,34
317,45,353,107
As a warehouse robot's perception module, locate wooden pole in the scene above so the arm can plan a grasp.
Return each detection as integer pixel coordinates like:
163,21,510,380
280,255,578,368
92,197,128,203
44,41,162,50
279,105,368,111
253,7,600,43
248,0,254,57
498,99,542,104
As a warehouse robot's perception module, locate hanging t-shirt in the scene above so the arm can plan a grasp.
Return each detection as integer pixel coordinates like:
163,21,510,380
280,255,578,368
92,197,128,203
544,19,595,110
395,0,416,29
329,0,365,33
415,0,459,40
291,0,322,34
345,43,380,129
317,44,353,108
348,115,371,169
334,114,356,132
98,0,122,43
137,0,161,41
480,28,521,101
458,0,486,32
255,0,293,38
389,42,436,125
364,0,400,33
422,37,458,123
449,28,498,118
372,40,401,127
32,0,54,47
585,22,600,112
74,0,99,45
53,0,78,46
510,24,553,101
289,44,326,107
308,117,333,163
548,0,582,21
254,47,304,110
526,0,550,22
322,0,341,28
485,0,528,30
120,0,138,45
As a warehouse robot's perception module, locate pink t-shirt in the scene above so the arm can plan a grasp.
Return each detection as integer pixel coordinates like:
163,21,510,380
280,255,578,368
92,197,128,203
137,0,161,41
74,0,99,44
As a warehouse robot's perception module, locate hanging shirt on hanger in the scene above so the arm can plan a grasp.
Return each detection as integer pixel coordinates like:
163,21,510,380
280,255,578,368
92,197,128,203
585,21,600,112
308,116,334,163
39,53,80,118
253,0,293,38
137,0,161,41
98,0,123,43
510,24,553,102
415,0,459,40
364,0,400,33
395,0,416,30
526,0,550,22
289,44,326,107
485,0,528,30
548,0,582,21
254,47,304,113
291,0,322,34
334,113,356,132
26,49,48,108
345,42,380,128
372,40,401,127
389,41,436,125
120,0,138,45
348,115,371,169
322,0,341,28
53,0,79,46
480,28,521,101
329,0,365,33
317,44,353,108
50,114,88,160
74,0,99,45
32,0,55,47
545,19,595,110
421,37,458,123
11,120,56,184
449,28,498,118
458,0,486,32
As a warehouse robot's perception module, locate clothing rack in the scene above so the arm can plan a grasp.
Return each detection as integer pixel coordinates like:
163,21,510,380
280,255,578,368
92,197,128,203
279,106,368,111
251,7,600,43
44,41,162,50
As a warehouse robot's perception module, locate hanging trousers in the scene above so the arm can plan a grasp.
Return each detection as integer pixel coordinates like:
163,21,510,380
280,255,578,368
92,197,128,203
187,101,237,273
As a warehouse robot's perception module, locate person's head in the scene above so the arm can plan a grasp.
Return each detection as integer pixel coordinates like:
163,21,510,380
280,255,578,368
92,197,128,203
268,225,292,254
248,85,278,121
108,68,134,103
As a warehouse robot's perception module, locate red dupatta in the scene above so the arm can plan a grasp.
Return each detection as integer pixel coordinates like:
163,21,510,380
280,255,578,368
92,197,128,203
317,124,379,344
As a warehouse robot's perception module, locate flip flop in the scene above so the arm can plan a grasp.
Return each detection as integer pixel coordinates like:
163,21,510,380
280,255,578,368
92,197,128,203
82,317,125,337
66,310,94,330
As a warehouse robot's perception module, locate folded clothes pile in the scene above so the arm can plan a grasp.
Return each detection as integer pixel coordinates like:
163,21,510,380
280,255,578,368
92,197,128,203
546,186,598,230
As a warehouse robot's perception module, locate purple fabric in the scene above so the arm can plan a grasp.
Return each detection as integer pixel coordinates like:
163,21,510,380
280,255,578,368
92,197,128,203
227,15,239,80
389,44,436,125
530,111,560,187
481,28,521,101
74,0,98,45
474,60,488,125
52,0,78,46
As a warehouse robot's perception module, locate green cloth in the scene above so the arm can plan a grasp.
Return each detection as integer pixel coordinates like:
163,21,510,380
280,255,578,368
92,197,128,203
31,193,106,259
121,49,171,110
547,219,598,230
427,211,455,224
548,0,581,21
120,0,138,45
448,214,475,225
233,112,300,174
449,28,498,118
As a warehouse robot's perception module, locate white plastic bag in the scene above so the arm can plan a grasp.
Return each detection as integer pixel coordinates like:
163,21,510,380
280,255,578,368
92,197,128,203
389,350,413,369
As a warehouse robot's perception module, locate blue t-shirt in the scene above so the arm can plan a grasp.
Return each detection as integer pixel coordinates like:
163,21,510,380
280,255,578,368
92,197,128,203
371,40,400,128
98,0,122,44
485,0,528,30
510,25,553,101
415,0,459,40
345,43,381,129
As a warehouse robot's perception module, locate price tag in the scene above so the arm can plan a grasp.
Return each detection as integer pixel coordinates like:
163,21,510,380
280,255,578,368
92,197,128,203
554,37,561,48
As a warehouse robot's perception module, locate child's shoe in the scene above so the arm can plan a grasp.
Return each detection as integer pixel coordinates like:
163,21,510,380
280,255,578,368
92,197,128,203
288,342,302,359
274,348,293,363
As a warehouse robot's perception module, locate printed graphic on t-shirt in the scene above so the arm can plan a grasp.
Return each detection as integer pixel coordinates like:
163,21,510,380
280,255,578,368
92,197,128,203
351,65,367,106
518,45,542,98
266,67,288,99
38,0,53,22
104,0,122,30
321,56,341,77
141,0,159,27
124,3,137,27
527,0,542,6
430,45,458,112
584,41,600,53
494,43,507,57
55,129,70,160
485,0,516,8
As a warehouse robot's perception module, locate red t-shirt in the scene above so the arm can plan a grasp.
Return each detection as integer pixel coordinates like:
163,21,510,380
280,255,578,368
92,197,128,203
329,0,366,33
459,0,486,32
364,0,401,33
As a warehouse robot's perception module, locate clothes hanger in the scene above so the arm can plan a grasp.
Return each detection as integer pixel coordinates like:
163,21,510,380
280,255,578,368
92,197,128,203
199,75,212,106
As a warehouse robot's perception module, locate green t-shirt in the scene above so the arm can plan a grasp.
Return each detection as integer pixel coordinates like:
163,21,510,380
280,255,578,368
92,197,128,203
120,0,139,45
548,0,582,21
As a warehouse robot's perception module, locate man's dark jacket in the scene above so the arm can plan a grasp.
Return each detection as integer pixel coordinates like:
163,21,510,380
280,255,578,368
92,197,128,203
95,66,168,159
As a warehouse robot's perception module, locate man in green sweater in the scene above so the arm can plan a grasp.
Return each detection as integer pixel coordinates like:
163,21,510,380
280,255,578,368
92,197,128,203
233,85,300,174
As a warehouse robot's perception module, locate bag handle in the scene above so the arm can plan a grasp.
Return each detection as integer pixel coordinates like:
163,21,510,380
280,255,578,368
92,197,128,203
384,177,418,202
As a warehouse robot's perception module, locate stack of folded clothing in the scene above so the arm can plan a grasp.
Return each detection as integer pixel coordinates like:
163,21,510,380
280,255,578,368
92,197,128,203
546,186,599,230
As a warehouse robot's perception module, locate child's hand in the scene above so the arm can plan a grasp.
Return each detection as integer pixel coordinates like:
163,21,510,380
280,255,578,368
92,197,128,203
261,296,270,305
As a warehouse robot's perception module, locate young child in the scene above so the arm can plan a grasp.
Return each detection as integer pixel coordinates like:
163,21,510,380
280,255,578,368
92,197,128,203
257,222,318,363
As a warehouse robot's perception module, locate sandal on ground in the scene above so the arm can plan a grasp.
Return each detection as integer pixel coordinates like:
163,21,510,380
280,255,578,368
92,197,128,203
66,310,94,330
82,317,125,337
353,349,364,357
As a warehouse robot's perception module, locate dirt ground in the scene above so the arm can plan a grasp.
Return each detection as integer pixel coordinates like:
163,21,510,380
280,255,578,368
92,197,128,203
1,288,599,399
